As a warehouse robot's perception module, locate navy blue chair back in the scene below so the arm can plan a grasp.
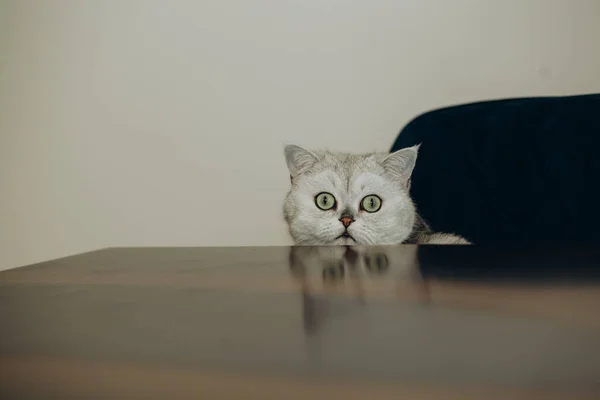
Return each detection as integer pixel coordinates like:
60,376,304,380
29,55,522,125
391,94,600,244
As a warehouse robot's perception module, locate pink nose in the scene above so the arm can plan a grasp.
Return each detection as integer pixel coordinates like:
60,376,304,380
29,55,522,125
340,216,354,228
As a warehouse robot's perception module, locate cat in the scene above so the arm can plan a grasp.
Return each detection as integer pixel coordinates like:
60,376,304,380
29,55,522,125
283,144,469,245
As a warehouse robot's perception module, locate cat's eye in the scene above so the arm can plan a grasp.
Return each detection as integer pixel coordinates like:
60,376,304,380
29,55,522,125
361,195,382,213
315,192,336,210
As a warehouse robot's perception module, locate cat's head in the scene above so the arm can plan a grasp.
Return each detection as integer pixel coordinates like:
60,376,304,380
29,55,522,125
283,145,419,245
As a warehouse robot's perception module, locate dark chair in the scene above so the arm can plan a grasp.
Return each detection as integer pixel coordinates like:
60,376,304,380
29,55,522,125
391,94,600,245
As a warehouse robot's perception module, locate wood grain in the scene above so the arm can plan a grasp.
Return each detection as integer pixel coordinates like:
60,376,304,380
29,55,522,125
1,246,599,398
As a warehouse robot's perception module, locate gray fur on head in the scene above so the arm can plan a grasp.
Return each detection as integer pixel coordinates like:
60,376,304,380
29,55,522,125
283,145,421,245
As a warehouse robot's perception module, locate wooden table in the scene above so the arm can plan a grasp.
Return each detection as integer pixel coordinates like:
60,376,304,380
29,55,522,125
1,246,600,399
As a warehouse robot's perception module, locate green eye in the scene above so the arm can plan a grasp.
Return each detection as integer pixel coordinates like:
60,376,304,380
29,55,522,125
361,195,382,213
315,192,336,210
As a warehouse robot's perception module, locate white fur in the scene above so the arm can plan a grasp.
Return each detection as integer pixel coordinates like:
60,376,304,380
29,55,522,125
283,145,420,245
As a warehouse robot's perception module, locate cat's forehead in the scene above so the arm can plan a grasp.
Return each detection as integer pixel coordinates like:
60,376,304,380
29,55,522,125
315,153,383,174
307,156,389,192
312,169,387,190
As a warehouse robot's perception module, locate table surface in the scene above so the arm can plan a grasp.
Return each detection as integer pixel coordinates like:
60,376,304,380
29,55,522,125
1,245,600,399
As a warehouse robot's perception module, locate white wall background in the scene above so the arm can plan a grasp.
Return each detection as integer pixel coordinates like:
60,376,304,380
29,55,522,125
1,0,600,270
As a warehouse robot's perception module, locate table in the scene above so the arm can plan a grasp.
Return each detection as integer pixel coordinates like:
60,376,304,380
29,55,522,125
1,245,600,399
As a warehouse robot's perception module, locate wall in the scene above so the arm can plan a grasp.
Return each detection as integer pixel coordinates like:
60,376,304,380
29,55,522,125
1,0,600,270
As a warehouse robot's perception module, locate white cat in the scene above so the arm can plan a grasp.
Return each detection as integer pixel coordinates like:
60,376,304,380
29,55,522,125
283,144,469,245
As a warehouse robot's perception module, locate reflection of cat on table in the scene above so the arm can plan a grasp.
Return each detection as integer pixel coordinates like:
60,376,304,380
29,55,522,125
288,245,429,335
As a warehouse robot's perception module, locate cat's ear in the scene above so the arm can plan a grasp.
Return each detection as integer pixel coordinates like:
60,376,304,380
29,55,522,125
284,144,319,178
382,145,420,185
